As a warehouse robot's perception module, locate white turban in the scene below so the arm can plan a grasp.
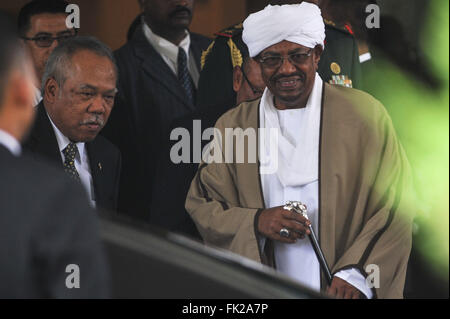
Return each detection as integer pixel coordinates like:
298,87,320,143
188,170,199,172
242,2,325,58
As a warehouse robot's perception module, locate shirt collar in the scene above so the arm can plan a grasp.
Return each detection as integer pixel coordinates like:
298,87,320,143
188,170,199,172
142,21,191,64
33,85,42,107
47,113,86,161
0,129,21,156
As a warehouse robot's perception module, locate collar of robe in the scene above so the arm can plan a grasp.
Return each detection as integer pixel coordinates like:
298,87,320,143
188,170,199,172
260,73,322,187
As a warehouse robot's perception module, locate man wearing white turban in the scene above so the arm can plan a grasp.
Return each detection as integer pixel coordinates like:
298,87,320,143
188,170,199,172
186,3,413,299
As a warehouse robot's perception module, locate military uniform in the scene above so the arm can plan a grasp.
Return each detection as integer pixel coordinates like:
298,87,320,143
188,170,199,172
196,24,246,128
319,20,362,89
197,20,362,127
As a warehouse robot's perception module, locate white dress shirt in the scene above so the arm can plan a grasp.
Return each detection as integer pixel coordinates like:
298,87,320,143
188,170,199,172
142,22,200,87
359,52,372,63
33,85,43,107
47,115,96,208
259,74,373,298
0,129,21,157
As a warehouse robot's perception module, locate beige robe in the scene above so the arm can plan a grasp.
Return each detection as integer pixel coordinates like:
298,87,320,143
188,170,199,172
185,83,413,298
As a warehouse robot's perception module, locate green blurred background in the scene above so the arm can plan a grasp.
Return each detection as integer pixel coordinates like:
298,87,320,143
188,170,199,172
364,0,448,297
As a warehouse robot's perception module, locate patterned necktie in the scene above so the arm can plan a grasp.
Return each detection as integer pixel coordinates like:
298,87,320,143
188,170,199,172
62,142,81,182
177,47,195,105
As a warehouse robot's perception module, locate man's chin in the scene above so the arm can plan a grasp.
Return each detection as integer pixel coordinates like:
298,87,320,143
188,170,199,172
169,18,191,30
71,134,96,143
278,92,303,103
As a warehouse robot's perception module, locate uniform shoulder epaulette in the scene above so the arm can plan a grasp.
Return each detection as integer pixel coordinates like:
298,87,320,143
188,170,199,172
202,23,244,70
214,23,243,39
201,40,215,70
324,19,355,36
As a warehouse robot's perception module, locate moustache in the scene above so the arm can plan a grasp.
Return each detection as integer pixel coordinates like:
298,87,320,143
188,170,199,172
80,115,105,127
169,6,192,18
272,72,305,83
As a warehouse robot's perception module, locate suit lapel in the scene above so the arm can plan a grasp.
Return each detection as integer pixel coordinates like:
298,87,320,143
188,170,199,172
190,34,203,72
132,27,193,109
27,103,63,167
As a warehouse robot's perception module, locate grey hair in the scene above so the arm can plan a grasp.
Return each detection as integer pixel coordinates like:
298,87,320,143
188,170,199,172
41,36,118,95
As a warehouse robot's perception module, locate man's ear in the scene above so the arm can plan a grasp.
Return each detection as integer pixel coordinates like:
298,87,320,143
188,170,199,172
233,66,244,93
44,78,59,103
313,44,324,69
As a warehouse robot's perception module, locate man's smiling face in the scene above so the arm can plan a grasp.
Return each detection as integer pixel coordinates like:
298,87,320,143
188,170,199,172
258,40,322,109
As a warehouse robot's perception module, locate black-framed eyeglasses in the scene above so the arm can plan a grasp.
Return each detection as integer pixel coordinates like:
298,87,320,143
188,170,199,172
22,31,77,48
258,49,313,69
241,68,265,96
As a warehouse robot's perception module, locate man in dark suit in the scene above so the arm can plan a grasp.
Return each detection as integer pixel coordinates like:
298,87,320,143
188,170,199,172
23,36,121,213
0,13,109,298
102,0,210,238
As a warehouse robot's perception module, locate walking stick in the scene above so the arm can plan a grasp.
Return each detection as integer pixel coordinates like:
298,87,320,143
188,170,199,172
284,201,333,285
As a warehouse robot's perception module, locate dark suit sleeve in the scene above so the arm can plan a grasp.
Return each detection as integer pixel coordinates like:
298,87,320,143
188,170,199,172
31,178,110,298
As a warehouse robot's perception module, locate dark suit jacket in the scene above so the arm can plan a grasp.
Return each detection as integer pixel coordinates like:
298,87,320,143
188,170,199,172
0,144,109,298
23,103,121,213
101,27,210,239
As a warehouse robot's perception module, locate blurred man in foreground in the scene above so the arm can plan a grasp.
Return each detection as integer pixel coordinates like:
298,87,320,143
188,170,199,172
0,15,109,298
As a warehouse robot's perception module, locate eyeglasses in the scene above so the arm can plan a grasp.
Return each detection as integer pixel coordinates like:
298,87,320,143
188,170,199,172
22,32,77,48
241,69,265,96
258,49,313,69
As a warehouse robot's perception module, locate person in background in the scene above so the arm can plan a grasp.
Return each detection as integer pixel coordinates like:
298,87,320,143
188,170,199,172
18,0,76,106
102,0,211,239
